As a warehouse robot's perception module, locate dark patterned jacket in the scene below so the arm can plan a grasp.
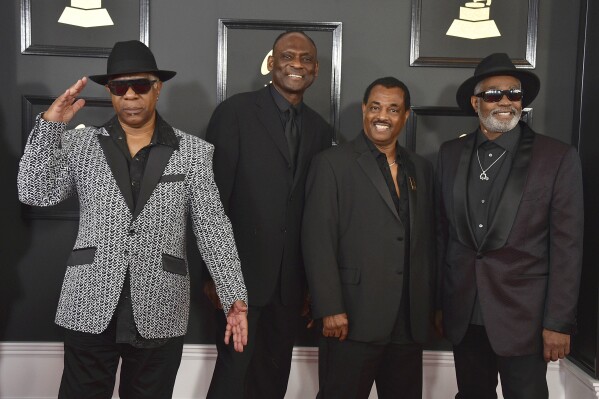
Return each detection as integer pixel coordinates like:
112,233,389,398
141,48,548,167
17,115,247,339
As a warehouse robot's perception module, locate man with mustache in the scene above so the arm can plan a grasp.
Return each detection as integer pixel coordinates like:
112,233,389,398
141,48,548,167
204,31,333,398
302,77,436,398
436,53,583,398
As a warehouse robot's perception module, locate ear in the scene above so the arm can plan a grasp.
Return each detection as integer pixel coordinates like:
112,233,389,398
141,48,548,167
314,60,319,78
403,108,410,124
470,96,479,113
267,55,274,72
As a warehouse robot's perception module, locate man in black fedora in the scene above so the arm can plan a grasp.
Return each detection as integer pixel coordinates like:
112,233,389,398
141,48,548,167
17,40,249,398
435,52,583,398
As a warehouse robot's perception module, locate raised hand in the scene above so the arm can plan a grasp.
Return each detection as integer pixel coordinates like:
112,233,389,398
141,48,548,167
224,300,248,352
43,77,88,124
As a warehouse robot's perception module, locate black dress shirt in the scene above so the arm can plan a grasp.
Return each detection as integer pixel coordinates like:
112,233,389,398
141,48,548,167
467,124,521,325
104,113,180,348
270,84,303,142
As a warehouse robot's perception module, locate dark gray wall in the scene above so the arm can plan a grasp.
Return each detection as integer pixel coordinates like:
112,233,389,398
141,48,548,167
0,0,582,344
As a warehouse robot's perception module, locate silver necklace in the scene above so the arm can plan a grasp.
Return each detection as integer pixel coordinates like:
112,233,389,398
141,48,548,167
476,149,506,181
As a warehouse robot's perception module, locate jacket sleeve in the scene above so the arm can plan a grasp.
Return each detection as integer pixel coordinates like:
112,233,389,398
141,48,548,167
302,152,345,319
17,114,76,206
543,146,584,334
187,140,247,314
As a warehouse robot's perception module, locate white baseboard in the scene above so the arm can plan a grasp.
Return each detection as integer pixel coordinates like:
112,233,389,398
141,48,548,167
0,342,595,398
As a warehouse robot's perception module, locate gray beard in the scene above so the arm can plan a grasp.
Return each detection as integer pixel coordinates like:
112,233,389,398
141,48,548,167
478,106,521,133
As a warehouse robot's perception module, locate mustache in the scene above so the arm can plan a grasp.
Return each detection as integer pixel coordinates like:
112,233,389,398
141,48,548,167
372,119,391,125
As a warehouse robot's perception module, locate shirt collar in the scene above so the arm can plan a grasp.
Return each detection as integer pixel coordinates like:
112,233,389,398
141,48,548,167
361,130,401,163
102,112,180,150
476,123,521,154
269,84,303,115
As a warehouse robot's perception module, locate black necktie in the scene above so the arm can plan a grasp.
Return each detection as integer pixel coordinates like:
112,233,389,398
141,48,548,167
284,106,299,170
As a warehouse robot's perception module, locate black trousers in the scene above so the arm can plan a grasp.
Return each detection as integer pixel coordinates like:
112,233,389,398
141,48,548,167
317,337,423,399
58,322,184,399
453,324,548,399
207,298,302,399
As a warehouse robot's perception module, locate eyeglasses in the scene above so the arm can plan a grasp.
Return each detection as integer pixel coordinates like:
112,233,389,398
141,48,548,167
474,89,523,103
106,79,158,96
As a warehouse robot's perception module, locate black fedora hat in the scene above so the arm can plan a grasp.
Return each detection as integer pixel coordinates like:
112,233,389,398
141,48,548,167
456,53,540,115
88,40,176,85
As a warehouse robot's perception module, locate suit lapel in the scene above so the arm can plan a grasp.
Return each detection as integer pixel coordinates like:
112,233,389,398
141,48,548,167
97,133,135,213
452,133,478,249
133,143,175,221
254,87,292,166
479,123,534,252
354,136,400,221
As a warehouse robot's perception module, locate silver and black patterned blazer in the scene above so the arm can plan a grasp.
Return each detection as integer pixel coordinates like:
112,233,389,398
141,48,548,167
17,114,247,339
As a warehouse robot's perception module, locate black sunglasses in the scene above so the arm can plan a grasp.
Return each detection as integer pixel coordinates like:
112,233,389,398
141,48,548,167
474,88,523,103
106,79,158,96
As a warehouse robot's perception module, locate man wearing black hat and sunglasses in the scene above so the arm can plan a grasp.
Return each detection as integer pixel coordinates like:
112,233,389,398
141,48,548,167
17,40,248,398
435,53,583,398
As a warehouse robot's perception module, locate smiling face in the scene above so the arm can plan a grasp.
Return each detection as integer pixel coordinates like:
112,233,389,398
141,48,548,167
107,72,162,130
471,75,522,139
362,85,410,150
267,32,318,104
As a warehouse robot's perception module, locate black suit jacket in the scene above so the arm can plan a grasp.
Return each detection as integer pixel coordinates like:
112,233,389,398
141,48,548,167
302,134,436,343
436,121,584,356
206,86,332,307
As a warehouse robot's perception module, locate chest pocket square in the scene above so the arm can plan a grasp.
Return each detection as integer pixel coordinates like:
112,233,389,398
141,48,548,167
159,174,185,183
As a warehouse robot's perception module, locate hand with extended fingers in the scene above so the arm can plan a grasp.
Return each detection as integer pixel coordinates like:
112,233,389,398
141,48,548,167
43,77,88,124
224,300,248,353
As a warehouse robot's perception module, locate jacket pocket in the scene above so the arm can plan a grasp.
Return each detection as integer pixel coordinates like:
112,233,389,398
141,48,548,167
162,253,187,276
66,247,97,266
339,267,360,285
159,174,185,183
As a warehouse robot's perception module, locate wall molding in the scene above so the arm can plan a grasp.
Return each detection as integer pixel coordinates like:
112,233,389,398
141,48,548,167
0,342,595,398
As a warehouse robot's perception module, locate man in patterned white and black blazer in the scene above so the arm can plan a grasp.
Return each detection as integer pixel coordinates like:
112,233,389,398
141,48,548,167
17,40,248,399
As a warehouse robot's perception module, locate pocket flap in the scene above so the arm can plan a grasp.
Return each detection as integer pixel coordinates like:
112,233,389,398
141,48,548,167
162,253,187,276
66,247,97,266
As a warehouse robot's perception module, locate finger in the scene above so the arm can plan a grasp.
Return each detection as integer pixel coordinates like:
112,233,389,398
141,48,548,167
224,324,232,345
339,326,348,342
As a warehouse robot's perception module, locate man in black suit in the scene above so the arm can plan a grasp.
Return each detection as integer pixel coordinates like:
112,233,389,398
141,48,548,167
436,53,583,399
302,77,436,399
204,31,333,398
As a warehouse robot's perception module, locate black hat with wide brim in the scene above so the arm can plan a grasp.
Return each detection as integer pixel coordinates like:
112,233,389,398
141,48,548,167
88,40,176,85
456,53,540,115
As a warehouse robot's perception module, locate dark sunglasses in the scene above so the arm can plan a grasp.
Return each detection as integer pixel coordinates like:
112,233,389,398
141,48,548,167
106,79,158,96
474,89,523,103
